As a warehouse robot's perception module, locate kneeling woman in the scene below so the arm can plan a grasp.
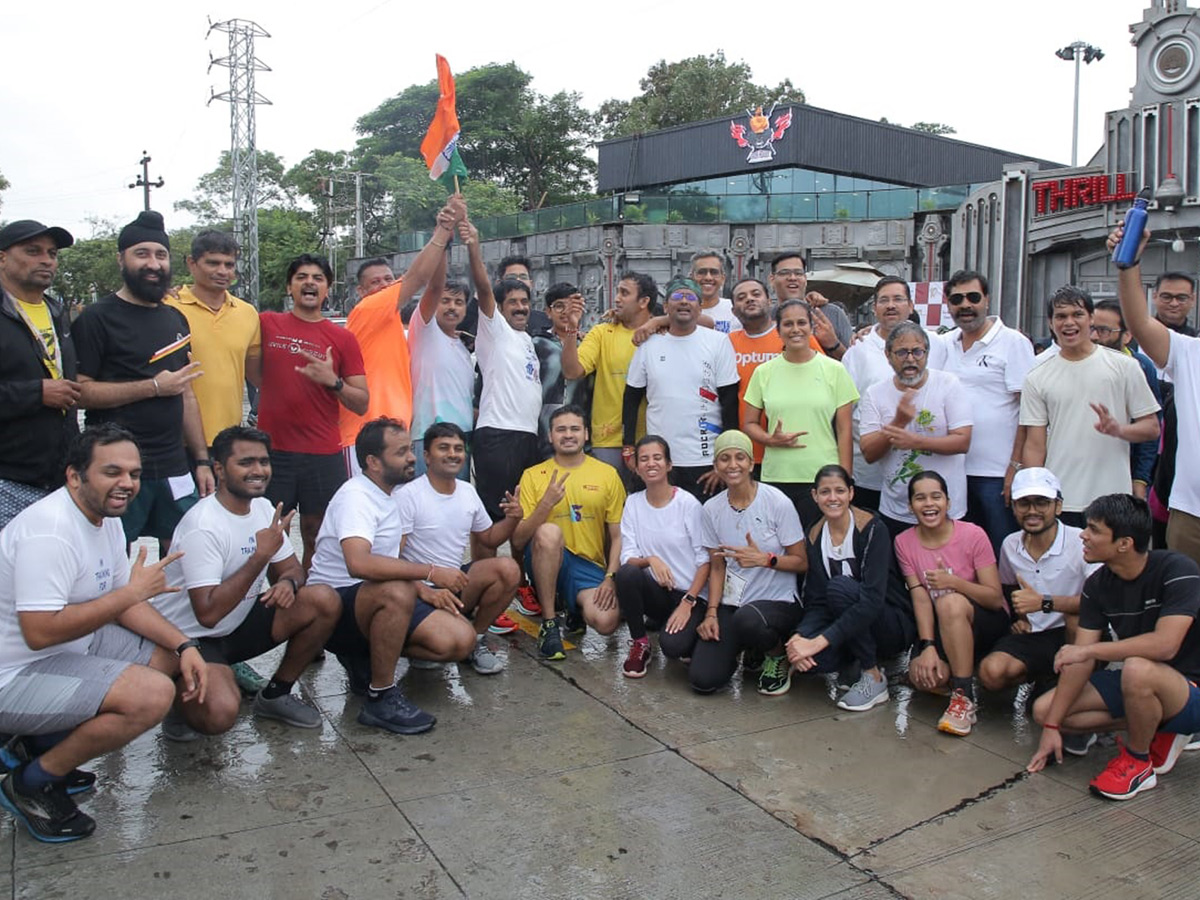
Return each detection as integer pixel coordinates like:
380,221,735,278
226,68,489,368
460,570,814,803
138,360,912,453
785,465,916,711
660,430,807,695
894,471,1008,738
615,435,710,679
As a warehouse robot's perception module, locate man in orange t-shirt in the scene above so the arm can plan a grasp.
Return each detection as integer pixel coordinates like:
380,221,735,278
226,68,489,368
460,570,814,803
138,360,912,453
727,277,823,467
339,256,436,475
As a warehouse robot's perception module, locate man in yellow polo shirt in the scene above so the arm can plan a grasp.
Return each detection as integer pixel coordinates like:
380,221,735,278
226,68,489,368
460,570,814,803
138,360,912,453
560,272,655,487
512,404,625,660
166,231,261,446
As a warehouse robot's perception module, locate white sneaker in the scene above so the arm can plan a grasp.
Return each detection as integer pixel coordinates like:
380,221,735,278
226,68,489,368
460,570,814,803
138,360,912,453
467,637,505,675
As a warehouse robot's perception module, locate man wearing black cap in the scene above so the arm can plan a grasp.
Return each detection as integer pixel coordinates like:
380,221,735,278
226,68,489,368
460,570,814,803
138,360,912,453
0,220,80,529
73,211,214,547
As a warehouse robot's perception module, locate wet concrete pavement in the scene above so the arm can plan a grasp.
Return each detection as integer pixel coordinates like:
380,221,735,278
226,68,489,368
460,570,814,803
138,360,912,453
8,619,1200,899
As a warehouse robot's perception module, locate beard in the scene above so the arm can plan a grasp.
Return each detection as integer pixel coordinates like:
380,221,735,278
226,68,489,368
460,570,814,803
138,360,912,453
122,264,171,304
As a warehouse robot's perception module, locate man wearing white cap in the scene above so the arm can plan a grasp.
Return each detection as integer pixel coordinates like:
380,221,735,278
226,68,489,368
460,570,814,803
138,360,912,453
979,468,1096,753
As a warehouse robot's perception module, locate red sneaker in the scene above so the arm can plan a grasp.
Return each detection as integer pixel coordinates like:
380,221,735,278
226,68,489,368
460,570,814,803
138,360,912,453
1089,745,1157,800
1149,730,1191,775
622,639,651,679
514,586,542,618
488,612,519,635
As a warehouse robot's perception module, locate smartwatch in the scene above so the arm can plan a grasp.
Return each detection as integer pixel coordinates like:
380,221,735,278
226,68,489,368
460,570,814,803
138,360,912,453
1041,595,1055,615
914,638,936,654
328,377,345,393
175,638,201,657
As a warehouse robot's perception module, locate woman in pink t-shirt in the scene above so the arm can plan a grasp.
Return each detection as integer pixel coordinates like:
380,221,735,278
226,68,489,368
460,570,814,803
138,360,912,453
893,471,1009,738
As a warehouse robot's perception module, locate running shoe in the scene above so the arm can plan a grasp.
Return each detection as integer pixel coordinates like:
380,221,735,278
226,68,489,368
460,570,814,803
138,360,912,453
160,709,201,743
0,767,95,842
1149,730,1191,775
537,618,566,661
1090,745,1156,800
488,612,519,635
0,739,95,795
357,688,436,735
1062,732,1098,757
253,690,323,728
232,661,269,697
563,608,587,638
336,653,371,697
622,638,651,679
757,654,792,696
467,637,505,675
937,689,977,736
837,671,889,711
741,647,765,673
514,586,542,617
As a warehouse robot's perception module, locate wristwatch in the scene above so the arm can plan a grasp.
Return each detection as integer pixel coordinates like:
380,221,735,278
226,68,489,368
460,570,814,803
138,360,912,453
327,377,345,393
1041,594,1055,614
914,638,936,654
175,638,201,657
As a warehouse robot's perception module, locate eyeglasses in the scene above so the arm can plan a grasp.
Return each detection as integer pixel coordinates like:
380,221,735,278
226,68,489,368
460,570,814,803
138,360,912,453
692,267,723,277
890,347,927,360
947,291,984,306
669,291,700,303
1013,496,1055,510
1089,324,1121,337
548,301,568,312
1156,292,1194,304
774,268,806,279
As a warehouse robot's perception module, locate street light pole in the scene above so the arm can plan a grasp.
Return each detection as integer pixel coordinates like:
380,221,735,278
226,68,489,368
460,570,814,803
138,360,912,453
1056,41,1104,167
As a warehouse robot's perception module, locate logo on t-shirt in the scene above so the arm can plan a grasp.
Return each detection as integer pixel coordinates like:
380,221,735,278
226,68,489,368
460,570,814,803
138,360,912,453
569,504,583,523
149,332,191,364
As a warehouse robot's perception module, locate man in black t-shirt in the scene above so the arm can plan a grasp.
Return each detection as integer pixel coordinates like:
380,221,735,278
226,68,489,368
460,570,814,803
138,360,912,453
1027,494,1200,800
74,211,212,546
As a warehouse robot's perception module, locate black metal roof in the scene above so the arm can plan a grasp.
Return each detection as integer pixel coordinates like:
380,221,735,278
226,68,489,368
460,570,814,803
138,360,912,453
596,104,1063,193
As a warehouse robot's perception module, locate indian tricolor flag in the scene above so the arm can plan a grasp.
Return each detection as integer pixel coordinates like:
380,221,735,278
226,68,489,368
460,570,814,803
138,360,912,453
420,54,468,191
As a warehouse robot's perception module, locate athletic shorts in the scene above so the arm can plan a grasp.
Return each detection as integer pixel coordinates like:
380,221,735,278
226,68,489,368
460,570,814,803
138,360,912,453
121,475,199,542
197,599,279,666
0,624,154,735
267,449,346,515
933,600,1011,663
523,546,605,614
1090,667,1200,734
323,582,437,657
987,627,1066,679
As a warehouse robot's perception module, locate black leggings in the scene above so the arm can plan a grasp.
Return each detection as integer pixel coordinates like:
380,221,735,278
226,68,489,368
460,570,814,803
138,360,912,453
615,564,687,640
797,575,915,672
659,600,802,693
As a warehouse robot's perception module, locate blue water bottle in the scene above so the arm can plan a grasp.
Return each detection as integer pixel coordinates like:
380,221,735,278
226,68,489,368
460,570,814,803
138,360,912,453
1112,188,1153,269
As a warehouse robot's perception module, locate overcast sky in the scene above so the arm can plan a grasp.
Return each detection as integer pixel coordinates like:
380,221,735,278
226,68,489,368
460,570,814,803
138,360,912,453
3,0,1143,239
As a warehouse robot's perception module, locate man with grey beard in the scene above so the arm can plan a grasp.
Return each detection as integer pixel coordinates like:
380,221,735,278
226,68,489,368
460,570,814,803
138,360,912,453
73,211,213,547
933,271,1035,553
859,320,973,539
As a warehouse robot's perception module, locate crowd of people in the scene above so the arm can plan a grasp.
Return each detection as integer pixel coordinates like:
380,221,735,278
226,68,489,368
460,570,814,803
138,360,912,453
1,197,1199,845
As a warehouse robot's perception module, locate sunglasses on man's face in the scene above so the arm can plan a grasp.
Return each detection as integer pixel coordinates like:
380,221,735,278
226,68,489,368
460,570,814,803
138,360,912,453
947,291,984,306
669,291,699,303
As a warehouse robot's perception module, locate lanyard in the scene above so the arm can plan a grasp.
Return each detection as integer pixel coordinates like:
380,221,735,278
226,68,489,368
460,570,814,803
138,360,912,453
11,295,64,379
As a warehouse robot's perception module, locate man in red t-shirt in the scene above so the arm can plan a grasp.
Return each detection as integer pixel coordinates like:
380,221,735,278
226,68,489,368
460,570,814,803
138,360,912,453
258,254,368,569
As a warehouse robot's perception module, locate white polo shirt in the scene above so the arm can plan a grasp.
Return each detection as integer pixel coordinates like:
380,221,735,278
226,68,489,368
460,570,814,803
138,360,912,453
935,319,1035,477
997,521,1096,632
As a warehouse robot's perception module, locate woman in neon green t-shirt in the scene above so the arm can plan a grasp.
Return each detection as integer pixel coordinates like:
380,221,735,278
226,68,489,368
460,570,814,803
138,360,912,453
741,299,860,527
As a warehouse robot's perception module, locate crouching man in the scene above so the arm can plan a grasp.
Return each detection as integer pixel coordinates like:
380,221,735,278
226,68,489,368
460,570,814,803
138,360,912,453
0,425,208,842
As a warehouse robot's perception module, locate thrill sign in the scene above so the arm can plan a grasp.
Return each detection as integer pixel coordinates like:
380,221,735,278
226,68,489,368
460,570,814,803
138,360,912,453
1031,173,1139,215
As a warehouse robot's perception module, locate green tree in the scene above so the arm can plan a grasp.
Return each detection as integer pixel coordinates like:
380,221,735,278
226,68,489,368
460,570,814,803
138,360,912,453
600,51,805,138
910,122,957,135
174,150,294,222
52,219,120,302
257,208,321,310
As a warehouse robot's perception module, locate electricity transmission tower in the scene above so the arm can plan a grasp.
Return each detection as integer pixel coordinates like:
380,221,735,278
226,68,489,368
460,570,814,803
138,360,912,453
207,18,271,308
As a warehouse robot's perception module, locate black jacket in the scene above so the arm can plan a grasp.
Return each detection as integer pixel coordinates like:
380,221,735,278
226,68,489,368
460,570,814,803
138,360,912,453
0,290,78,489
800,508,913,649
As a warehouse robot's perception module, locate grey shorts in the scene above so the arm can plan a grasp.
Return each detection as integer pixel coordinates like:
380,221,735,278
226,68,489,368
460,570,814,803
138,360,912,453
0,624,155,736
0,479,51,531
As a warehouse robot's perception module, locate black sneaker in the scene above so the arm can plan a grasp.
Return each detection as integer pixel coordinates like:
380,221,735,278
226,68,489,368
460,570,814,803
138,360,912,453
336,653,372,697
741,647,765,674
563,608,586,638
357,687,436,735
1,739,95,795
0,767,96,842
538,618,566,660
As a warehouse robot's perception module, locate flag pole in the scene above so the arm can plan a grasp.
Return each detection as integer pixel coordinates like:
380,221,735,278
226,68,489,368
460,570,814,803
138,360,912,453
454,174,460,194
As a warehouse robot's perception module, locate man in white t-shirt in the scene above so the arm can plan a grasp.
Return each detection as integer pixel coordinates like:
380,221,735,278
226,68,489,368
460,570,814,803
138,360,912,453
841,276,918,512
460,204,543,524
1021,285,1160,527
307,418,444,736
0,424,207,843
860,321,973,534
395,422,522,674
979,468,1095,727
690,249,741,335
152,426,341,741
624,277,740,500
1112,225,1200,565
934,270,1036,553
